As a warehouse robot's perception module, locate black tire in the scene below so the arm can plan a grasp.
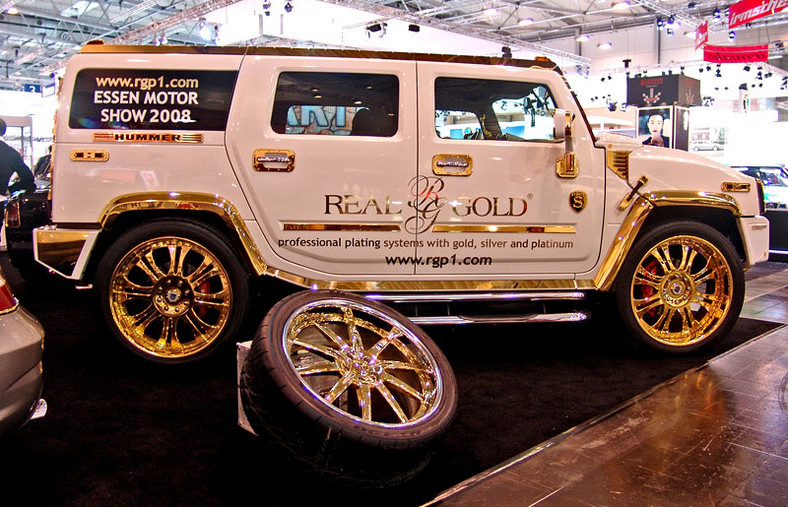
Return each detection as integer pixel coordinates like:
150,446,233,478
614,221,744,354
95,219,250,364
240,290,457,487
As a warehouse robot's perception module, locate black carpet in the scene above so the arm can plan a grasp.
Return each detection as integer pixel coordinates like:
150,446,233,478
0,254,781,506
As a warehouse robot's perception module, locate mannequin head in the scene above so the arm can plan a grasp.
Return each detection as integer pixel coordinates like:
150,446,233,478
647,114,664,136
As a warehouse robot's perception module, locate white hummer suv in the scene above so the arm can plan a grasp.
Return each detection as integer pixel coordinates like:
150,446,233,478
35,41,769,483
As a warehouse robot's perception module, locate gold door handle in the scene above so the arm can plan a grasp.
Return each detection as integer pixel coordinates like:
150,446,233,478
432,154,472,176
253,149,295,172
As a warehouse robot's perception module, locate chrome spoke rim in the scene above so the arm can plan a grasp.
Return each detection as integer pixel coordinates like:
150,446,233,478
282,298,443,428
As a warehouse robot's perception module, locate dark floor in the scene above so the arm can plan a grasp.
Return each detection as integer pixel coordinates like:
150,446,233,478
430,265,788,506
0,256,786,506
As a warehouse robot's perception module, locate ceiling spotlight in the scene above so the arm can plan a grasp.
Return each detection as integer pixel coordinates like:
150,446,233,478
284,2,293,13
518,17,534,26
743,65,750,71
714,8,721,19
597,41,612,50
729,30,736,41
263,1,271,15
575,33,590,42
656,17,665,29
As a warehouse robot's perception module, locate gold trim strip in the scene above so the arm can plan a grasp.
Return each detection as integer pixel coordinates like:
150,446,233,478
264,267,596,292
70,149,109,162
282,223,402,232
722,181,751,193
432,224,575,234
98,192,266,276
93,132,204,144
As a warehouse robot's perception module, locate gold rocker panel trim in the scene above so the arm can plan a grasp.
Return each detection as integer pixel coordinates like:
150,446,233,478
99,192,267,275
593,190,743,292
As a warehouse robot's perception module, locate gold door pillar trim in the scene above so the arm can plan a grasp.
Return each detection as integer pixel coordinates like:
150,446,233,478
98,192,267,275
593,190,744,291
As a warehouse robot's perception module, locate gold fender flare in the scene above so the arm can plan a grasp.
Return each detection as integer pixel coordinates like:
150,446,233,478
593,190,742,292
99,192,268,276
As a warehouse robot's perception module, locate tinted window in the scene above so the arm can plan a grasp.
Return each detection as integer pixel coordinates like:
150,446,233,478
272,72,398,137
70,69,238,130
435,77,556,141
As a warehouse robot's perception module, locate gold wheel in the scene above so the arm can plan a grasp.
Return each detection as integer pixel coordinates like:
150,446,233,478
629,235,734,347
108,236,233,359
282,298,443,427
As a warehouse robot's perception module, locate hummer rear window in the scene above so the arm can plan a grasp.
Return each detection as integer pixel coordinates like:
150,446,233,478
272,72,399,137
69,69,238,130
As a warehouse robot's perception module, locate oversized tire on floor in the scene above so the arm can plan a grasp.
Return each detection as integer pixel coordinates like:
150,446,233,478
614,221,745,354
240,290,457,487
95,219,251,364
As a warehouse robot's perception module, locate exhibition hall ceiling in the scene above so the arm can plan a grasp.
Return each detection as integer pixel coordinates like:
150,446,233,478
0,0,785,90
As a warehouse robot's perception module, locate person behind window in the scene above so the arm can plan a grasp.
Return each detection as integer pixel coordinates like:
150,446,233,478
0,118,35,195
642,114,670,148
34,144,52,178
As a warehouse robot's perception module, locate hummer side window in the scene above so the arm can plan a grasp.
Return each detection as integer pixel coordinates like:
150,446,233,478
271,72,398,137
434,77,556,141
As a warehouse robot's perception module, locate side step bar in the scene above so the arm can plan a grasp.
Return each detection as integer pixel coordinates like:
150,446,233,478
365,291,589,326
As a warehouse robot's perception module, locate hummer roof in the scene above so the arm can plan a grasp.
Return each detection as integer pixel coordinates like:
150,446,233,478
80,40,558,72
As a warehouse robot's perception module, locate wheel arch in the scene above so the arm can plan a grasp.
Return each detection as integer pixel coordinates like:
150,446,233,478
594,191,745,292
82,192,266,283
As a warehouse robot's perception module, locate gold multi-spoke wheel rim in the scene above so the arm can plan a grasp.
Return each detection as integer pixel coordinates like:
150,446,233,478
109,236,232,359
630,235,733,347
282,298,443,427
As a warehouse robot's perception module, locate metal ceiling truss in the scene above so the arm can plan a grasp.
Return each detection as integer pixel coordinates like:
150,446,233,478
0,0,784,91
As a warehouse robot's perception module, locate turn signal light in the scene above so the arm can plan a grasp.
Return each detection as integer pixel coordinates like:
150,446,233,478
0,269,18,312
4,200,20,228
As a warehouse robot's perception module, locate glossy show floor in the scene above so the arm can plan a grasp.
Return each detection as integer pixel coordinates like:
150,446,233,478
430,265,788,506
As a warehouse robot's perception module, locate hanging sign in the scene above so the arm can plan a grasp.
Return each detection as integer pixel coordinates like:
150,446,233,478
703,44,769,63
729,0,788,29
695,20,709,50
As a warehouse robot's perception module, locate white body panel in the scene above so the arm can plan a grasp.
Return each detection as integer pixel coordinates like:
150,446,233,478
43,48,769,287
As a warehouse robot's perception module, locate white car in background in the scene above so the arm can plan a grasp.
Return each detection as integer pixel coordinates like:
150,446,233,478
0,265,46,436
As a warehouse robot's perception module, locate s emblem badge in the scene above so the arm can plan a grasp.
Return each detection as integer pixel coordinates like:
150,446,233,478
570,191,587,213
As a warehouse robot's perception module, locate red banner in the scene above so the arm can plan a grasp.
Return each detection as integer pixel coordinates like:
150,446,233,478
704,44,769,63
729,0,788,29
695,21,708,50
